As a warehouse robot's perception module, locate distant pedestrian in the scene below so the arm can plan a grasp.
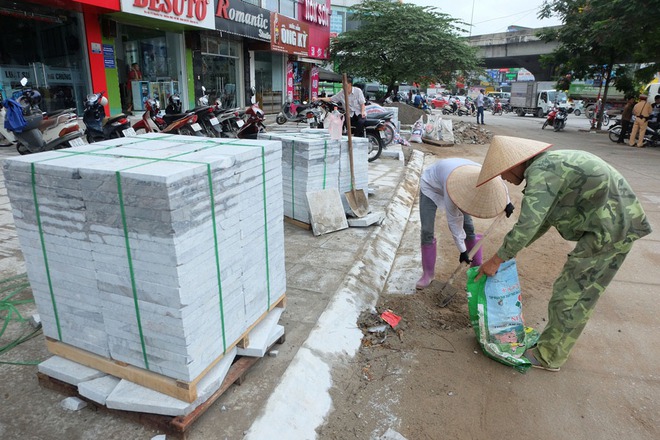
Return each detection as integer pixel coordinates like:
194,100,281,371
472,136,652,371
476,89,485,124
629,95,652,148
617,97,635,144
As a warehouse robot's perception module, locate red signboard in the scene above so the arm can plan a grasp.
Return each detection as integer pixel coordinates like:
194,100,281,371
298,0,330,59
271,13,309,56
286,62,294,101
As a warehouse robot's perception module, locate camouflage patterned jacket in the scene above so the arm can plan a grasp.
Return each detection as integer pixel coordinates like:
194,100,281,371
498,150,652,260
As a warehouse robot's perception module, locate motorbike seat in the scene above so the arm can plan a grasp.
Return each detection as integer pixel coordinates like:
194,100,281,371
162,113,190,124
367,111,393,120
103,114,127,126
45,108,75,118
186,105,211,114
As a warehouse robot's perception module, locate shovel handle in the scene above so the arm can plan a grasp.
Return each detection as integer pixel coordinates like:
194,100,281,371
439,212,506,299
342,74,357,192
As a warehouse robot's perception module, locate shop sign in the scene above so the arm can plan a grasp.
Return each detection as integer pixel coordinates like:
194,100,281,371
215,0,270,41
271,13,309,57
103,44,116,68
297,0,330,59
120,0,215,30
301,0,329,27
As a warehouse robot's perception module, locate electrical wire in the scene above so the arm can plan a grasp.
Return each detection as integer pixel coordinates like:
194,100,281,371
0,273,42,365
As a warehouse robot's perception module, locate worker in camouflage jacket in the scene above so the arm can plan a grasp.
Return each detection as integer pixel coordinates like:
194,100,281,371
472,136,652,372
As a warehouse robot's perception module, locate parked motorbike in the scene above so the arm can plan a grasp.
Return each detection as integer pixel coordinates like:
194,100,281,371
320,101,385,162
542,106,573,131
4,78,85,155
236,100,267,139
275,100,321,128
163,94,204,136
165,93,217,137
132,97,166,134
609,116,660,146
0,100,17,146
83,91,131,143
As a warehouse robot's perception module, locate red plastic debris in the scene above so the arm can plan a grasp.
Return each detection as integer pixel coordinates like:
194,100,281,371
380,310,401,328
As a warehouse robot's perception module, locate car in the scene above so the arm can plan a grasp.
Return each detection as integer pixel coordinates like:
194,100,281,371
430,96,450,109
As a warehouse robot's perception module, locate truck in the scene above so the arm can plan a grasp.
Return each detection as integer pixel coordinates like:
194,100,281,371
510,81,567,117
567,82,627,116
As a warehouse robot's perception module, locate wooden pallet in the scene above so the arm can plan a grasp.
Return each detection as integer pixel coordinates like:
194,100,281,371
38,334,285,440
45,293,286,403
284,215,312,230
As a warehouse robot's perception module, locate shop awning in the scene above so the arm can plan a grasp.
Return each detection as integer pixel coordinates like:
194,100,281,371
318,68,342,82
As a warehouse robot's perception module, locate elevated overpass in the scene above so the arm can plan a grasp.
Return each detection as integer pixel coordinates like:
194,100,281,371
467,27,561,80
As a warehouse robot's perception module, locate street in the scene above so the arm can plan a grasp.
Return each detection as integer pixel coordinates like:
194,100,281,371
0,111,658,440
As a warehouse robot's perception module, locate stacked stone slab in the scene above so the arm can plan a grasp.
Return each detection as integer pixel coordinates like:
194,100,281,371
3,133,285,382
262,131,369,223
260,132,341,224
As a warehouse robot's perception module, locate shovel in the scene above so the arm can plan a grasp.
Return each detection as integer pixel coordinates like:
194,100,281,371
342,73,369,218
438,212,505,307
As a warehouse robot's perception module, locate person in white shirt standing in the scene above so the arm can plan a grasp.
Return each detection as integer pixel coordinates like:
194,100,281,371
416,158,514,289
476,89,485,125
317,76,366,137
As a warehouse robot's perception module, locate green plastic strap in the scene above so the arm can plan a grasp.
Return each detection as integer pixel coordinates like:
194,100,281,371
205,164,227,352
291,140,295,219
30,163,62,341
259,146,271,309
115,172,150,370
323,140,327,189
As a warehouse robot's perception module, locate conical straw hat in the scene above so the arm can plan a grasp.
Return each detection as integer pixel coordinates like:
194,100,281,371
446,165,508,219
476,136,552,187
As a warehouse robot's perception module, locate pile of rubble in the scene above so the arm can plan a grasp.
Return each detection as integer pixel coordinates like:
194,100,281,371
451,120,493,144
382,102,427,125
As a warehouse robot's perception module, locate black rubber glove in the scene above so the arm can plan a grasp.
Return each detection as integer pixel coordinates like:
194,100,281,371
505,202,515,218
459,251,472,265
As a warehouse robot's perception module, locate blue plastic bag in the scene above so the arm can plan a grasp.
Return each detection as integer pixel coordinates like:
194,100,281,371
466,259,539,372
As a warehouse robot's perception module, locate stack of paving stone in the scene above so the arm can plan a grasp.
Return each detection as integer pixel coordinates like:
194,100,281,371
260,132,341,224
3,133,286,383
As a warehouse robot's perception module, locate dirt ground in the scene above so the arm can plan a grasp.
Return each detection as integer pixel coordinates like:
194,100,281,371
317,124,659,440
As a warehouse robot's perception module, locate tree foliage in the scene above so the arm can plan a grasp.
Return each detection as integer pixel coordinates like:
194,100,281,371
538,0,660,103
330,0,482,98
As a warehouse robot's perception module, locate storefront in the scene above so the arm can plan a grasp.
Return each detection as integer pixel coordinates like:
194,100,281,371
270,0,330,104
213,0,274,112
199,33,242,110
106,0,216,113
0,0,92,114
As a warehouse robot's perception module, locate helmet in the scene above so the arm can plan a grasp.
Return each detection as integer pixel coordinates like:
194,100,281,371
99,96,108,107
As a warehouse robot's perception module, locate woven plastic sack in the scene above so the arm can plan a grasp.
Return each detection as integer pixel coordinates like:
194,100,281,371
423,113,441,141
440,118,454,143
466,259,539,372
409,116,424,143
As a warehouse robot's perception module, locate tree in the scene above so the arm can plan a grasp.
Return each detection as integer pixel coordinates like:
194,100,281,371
538,0,660,128
330,0,482,100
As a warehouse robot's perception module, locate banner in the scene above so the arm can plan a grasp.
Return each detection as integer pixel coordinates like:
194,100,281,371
286,62,294,101
120,0,215,29
310,66,319,99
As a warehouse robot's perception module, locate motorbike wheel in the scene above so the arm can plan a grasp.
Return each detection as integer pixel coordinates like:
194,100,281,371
573,109,581,117
16,144,30,155
554,123,561,132
178,126,197,136
442,108,449,115
382,122,396,146
542,120,548,130
602,114,610,126
366,133,383,163
276,115,287,125
608,126,622,142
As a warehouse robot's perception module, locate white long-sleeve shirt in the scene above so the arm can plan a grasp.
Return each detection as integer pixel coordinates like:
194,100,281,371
420,158,479,252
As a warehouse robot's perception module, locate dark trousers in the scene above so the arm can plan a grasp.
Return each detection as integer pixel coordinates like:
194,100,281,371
350,114,366,137
618,119,631,143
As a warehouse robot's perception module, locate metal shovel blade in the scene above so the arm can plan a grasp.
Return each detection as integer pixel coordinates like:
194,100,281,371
345,188,369,217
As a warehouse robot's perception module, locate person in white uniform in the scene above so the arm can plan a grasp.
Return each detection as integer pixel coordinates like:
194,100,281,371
416,158,514,289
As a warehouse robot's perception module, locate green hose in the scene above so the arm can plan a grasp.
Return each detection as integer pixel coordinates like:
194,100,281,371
0,273,42,365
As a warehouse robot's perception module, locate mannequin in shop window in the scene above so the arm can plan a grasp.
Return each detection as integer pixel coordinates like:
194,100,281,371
126,63,142,113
